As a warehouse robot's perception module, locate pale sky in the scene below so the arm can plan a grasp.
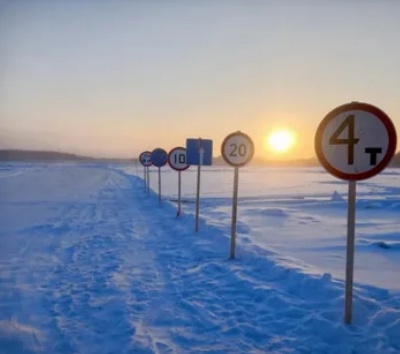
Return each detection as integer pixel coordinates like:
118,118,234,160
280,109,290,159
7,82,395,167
1,0,399,159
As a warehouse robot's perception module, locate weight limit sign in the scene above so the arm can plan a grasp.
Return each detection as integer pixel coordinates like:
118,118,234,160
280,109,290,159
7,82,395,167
315,102,397,181
315,101,397,325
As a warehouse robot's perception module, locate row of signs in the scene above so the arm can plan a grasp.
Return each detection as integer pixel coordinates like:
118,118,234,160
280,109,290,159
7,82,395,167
139,132,255,171
139,147,187,170
140,100,397,181
137,101,398,325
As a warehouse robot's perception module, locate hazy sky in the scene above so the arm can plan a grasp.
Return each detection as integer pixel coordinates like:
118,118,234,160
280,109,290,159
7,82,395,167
1,0,399,159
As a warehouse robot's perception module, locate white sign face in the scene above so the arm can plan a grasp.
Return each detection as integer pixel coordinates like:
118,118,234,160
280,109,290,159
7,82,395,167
168,147,189,171
139,151,152,167
221,132,254,167
315,102,397,181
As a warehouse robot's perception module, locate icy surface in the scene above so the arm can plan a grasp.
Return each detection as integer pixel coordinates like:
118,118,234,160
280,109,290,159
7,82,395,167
1,163,400,353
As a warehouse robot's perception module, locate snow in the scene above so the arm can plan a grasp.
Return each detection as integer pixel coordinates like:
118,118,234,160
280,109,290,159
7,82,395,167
1,162,400,353
138,165,400,292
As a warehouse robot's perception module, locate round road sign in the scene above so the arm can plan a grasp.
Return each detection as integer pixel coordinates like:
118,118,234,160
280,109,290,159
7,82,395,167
221,131,254,167
315,102,397,181
168,147,189,171
139,151,152,167
151,148,168,168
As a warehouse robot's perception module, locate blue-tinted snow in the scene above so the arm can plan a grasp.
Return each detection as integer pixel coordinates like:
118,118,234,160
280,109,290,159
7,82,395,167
0,163,399,353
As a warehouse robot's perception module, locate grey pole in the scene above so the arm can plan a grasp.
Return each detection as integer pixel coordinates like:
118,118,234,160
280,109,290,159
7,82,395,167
230,167,239,259
195,164,201,232
344,180,357,324
158,167,161,203
143,166,146,191
195,148,204,232
146,167,150,195
177,170,182,217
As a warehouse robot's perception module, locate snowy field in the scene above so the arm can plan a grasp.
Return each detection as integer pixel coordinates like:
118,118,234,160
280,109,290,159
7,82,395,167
1,162,400,353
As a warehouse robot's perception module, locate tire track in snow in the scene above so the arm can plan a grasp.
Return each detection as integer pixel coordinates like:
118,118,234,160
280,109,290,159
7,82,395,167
42,170,146,354
0,167,150,353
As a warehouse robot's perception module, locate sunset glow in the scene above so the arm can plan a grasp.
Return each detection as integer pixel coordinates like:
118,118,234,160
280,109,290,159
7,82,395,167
265,130,296,154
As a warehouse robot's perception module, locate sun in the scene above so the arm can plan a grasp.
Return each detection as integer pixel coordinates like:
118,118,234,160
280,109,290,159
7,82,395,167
265,130,296,154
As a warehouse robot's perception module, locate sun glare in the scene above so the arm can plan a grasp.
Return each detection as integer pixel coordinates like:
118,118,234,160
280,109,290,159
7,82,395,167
266,130,296,154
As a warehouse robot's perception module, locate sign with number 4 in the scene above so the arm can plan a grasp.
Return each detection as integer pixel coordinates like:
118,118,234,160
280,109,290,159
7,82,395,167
315,102,397,181
315,101,397,325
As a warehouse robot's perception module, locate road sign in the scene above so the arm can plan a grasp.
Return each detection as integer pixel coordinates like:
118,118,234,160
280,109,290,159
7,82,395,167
151,148,168,203
186,138,213,232
315,101,397,325
221,131,254,259
315,102,397,181
221,131,254,167
139,151,152,167
186,139,213,166
151,148,168,168
168,147,189,217
168,147,189,171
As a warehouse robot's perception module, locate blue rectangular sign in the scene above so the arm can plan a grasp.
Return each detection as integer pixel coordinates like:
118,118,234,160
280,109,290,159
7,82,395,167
186,138,213,166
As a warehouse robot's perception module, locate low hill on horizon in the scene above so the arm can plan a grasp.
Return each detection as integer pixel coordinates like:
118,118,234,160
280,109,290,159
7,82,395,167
1,149,399,167
0,150,133,163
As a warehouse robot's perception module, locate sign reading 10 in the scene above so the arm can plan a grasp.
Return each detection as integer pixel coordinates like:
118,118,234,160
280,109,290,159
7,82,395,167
168,147,189,171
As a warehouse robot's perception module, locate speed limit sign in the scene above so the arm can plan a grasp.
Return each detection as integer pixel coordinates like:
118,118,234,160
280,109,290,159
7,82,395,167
221,131,254,259
168,147,189,171
315,102,397,180
221,131,254,167
168,147,189,217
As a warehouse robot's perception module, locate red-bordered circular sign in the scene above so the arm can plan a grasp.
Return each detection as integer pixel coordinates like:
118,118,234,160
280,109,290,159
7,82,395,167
168,147,189,171
139,151,152,167
221,131,254,167
315,102,397,181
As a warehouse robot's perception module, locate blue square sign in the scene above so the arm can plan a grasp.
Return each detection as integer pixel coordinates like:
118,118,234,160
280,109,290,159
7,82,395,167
186,138,213,166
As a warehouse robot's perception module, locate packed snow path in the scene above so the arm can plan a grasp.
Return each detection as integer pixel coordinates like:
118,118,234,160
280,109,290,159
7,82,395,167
1,164,399,353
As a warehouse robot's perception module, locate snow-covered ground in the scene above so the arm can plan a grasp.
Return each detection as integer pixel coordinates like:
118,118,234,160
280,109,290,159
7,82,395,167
1,163,400,353
138,165,400,292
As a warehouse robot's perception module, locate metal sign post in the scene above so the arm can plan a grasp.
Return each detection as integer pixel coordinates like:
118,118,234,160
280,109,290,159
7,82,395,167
221,131,254,259
143,166,147,190
314,101,397,324
158,167,161,203
195,147,204,232
168,147,190,217
139,151,152,193
186,138,213,232
230,167,239,258
178,171,182,216
146,166,150,195
344,180,356,324
150,148,168,203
